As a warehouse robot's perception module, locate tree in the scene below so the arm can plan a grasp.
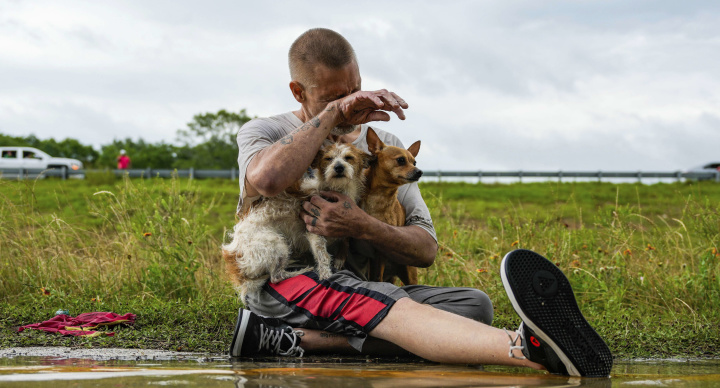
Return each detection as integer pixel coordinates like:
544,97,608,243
0,133,27,146
174,109,252,169
177,109,252,146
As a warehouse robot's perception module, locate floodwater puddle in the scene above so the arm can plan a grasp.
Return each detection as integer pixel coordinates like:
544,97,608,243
0,351,718,387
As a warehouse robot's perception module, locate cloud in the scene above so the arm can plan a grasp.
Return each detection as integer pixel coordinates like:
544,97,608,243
0,0,719,171
0,97,144,145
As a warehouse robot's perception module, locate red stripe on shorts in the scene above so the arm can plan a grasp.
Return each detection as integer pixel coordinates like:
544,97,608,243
268,274,388,329
339,293,387,328
268,274,318,302
295,284,349,318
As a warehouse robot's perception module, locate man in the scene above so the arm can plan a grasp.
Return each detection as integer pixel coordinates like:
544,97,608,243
230,28,612,377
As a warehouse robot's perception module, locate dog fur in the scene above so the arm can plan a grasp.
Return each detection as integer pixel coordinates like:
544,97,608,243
222,142,370,298
361,128,423,285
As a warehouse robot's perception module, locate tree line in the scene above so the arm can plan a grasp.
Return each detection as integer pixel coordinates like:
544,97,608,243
0,109,252,169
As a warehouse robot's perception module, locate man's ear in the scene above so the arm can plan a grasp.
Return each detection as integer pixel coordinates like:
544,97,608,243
407,140,421,158
290,81,305,103
366,127,384,154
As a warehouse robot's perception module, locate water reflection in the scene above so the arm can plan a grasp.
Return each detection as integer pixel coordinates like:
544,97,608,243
234,368,610,388
0,355,718,388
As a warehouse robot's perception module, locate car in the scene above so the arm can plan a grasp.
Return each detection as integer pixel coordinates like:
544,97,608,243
0,146,84,178
685,162,720,181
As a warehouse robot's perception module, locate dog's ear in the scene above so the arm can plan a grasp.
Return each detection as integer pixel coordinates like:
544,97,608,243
362,152,377,168
366,127,384,154
407,140,421,158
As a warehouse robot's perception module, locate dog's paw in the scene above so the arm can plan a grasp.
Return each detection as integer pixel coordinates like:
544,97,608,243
333,259,345,271
316,266,333,280
269,269,288,284
285,266,313,278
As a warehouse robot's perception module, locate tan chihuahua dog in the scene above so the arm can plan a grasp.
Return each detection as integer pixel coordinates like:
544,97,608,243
361,128,422,285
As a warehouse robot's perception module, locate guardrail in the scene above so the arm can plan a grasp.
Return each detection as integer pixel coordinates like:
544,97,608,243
1,168,719,182
0,167,78,179
0,167,237,180
425,170,720,183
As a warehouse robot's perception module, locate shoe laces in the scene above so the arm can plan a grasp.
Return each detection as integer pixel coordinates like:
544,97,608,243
504,324,526,360
258,323,305,357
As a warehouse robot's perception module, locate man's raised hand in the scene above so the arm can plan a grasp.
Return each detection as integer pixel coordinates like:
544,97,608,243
333,89,409,125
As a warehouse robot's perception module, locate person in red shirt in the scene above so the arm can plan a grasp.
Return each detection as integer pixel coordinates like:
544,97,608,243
117,149,131,169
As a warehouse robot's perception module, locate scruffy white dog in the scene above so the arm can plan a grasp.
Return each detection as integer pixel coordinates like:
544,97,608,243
222,142,370,298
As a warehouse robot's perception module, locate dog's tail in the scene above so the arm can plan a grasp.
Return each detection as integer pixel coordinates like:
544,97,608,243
221,247,247,288
221,247,273,302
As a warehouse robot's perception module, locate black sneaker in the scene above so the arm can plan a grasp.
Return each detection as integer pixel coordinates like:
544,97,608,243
501,249,613,377
229,308,304,358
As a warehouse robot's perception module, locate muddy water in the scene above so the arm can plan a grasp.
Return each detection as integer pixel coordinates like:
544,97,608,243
0,352,718,387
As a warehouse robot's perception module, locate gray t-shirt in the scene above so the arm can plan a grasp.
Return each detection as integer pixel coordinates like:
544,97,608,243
235,111,436,279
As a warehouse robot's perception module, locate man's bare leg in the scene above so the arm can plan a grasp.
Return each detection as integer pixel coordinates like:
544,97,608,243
299,330,410,356
297,298,542,370
371,298,542,368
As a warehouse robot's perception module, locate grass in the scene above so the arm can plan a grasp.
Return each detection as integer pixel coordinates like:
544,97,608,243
419,181,720,358
1,175,719,358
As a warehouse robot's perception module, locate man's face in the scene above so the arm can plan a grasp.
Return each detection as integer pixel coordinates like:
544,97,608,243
303,61,361,135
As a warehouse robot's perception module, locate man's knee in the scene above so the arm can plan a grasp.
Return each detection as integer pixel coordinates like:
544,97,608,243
451,288,494,325
468,289,494,325
404,285,495,325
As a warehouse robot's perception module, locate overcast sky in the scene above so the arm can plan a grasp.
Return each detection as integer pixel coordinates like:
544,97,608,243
1,0,719,171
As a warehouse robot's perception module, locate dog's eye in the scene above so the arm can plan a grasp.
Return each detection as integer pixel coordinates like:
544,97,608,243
413,160,417,166
324,157,333,161
397,157,406,166
344,156,354,161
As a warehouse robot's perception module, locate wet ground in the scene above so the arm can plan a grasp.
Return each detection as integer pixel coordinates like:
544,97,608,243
0,348,718,387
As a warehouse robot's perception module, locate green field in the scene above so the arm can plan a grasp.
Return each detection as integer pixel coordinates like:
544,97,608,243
1,174,719,358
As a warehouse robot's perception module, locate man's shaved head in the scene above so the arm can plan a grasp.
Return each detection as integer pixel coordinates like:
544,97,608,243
289,28,357,88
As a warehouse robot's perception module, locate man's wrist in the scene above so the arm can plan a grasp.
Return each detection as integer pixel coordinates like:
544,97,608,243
321,101,344,127
353,213,384,241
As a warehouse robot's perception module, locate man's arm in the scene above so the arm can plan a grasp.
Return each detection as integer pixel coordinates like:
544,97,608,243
245,106,342,197
301,191,437,268
245,90,408,197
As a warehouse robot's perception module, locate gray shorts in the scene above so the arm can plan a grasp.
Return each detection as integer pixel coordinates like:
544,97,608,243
245,269,493,351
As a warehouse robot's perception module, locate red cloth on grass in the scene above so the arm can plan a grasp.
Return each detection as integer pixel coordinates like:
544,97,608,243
18,312,136,337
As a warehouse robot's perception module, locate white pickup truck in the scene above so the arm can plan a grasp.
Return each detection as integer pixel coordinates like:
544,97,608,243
0,146,84,178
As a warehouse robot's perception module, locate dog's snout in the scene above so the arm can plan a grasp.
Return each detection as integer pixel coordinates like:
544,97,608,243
410,169,423,181
334,164,345,174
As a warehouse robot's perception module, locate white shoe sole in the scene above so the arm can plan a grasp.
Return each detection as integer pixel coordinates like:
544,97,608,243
230,308,251,357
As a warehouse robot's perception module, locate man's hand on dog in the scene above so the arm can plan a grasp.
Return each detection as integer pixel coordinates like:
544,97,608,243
302,191,370,238
332,89,409,125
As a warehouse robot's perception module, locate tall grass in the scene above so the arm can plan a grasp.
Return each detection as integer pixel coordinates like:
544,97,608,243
422,182,720,330
0,176,230,303
1,178,718,355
